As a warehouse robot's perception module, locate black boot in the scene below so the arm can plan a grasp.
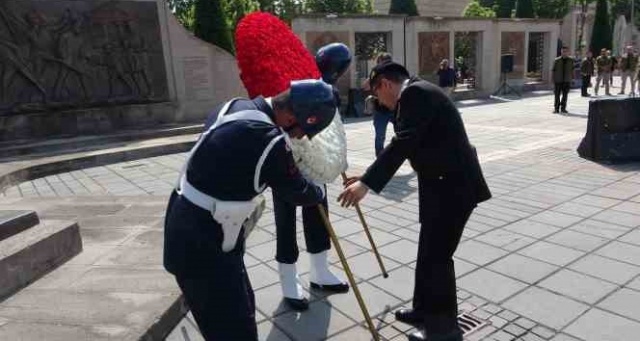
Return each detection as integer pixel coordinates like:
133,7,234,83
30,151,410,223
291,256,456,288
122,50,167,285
408,329,463,341
395,308,424,326
283,297,309,311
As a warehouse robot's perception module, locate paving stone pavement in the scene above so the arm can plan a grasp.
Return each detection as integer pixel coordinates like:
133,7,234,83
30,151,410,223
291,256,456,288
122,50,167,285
2,87,640,341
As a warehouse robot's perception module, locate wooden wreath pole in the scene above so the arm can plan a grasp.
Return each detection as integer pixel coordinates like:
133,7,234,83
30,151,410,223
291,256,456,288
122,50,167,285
341,172,389,278
317,204,380,341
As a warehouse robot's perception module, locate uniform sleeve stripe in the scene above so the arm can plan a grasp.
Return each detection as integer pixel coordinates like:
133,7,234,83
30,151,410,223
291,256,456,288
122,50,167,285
254,135,285,193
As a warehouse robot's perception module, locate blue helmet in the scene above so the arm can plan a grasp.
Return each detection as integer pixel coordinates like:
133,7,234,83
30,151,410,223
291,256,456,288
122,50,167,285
315,43,352,85
289,79,336,139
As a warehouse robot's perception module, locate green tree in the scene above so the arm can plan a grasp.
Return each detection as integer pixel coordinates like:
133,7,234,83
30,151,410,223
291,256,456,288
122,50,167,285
495,0,516,18
480,0,496,6
223,0,259,32
590,0,613,53
389,0,419,15
305,0,372,13
610,0,640,27
515,0,535,18
194,0,234,53
463,0,497,17
168,0,197,31
534,0,571,19
257,0,276,12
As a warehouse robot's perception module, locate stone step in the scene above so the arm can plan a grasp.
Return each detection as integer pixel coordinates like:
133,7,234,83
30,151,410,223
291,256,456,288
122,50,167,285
0,124,203,160
0,220,82,301
0,210,39,242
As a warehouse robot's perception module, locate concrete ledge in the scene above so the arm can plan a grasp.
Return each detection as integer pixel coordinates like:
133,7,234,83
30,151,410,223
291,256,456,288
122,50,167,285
0,211,39,242
0,134,197,193
0,220,82,301
0,102,182,142
0,124,202,159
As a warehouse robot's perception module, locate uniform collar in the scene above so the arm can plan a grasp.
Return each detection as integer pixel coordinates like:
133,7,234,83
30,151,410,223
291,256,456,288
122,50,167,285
252,96,276,121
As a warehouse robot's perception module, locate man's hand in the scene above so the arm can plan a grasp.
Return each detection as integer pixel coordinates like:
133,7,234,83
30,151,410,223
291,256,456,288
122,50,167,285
337,180,368,208
342,175,361,187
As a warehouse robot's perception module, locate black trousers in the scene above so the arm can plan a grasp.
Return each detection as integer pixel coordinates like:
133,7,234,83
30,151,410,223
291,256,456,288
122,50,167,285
273,188,331,264
165,193,258,341
554,82,570,111
581,75,591,95
412,203,474,339
175,257,257,341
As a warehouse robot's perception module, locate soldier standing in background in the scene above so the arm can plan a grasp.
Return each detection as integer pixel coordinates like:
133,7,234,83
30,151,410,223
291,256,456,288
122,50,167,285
595,48,612,96
580,50,595,97
619,45,638,96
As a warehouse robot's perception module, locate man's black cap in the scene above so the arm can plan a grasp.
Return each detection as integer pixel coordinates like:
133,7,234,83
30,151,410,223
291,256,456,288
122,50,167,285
368,61,410,87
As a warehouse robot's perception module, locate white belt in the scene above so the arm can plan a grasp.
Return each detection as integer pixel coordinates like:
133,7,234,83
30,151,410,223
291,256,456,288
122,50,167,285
178,174,265,252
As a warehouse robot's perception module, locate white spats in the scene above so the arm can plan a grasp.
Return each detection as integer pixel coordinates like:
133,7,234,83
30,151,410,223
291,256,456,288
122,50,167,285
309,250,345,285
277,262,306,300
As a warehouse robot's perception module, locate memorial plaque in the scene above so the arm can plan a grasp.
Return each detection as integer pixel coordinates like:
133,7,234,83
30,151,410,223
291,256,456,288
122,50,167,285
0,0,169,114
419,32,450,77
183,57,212,101
501,32,526,78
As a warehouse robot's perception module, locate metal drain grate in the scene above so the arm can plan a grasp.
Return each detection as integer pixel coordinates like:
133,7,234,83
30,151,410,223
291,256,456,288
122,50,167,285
458,312,490,336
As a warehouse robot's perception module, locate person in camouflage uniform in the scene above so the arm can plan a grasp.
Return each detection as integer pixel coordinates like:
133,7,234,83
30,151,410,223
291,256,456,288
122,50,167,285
595,48,612,96
619,46,638,96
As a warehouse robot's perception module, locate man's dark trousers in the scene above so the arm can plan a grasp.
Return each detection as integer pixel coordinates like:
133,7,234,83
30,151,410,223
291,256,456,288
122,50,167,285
412,178,475,338
166,194,258,341
581,75,591,96
554,82,570,111
176,260,256,340
274,188,331,264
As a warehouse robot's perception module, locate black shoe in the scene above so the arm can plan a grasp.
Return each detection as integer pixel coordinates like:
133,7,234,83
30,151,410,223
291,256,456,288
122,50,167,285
395,308,424,326
561,109,568,113
310,281,349,293
553,109,559,113
408,330,428,341
408,330,463,341
283,297,309,311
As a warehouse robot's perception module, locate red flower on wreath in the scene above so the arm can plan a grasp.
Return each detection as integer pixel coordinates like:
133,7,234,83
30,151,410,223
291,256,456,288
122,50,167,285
235,12,321,98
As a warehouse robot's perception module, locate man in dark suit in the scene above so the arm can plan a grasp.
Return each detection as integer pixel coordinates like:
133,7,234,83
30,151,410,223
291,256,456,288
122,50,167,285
338,62,491,341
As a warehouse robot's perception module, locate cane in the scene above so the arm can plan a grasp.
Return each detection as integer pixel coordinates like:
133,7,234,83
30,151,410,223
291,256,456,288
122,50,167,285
341,173,389,278
317,204,380,341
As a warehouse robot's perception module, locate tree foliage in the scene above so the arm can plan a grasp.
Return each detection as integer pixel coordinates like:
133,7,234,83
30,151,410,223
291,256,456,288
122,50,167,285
610,0,640,27
305,0,372,13
168,0,197,31
389,0,419,16
194,0,234,53
515,0,535,18
590,0,613,53
463,0,497,17
534,0,571,19
495,0,516,18
224,0,260,32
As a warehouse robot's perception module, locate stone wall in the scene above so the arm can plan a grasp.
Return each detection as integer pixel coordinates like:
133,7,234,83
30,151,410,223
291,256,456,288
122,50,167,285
0,0,170,114
158,3,246,122
0,0,246,140
294,15,561,98
292,15,406,90
373,0,471,17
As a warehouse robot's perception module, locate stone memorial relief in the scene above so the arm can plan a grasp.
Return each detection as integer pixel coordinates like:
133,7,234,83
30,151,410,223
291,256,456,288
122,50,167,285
419,32,450,79
501,32,525,79
0,0,169,114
